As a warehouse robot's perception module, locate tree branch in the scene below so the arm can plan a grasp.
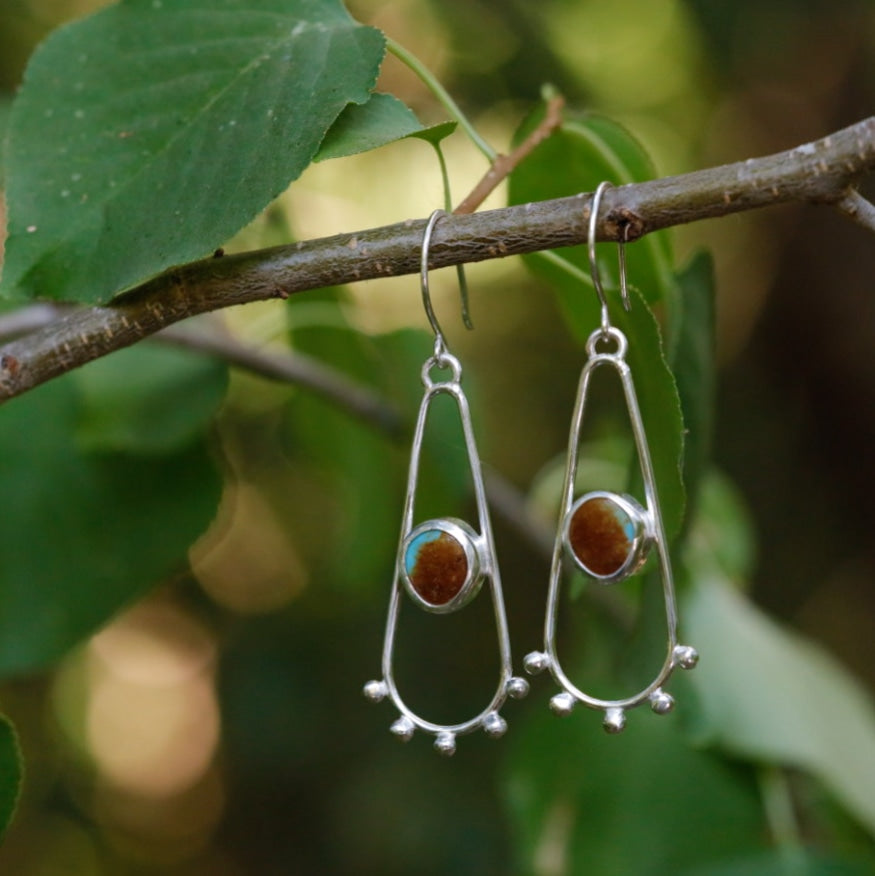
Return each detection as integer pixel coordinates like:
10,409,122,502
0,303,405,436
2,116,874,403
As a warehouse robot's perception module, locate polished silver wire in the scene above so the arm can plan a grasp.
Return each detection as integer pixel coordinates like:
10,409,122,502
588,181,631,336
364,209,528,755
420,210,449,358
420,209,475,338
525,182,697,732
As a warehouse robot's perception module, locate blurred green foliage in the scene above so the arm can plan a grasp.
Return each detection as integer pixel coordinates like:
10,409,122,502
0,716,21,844
0,365,223,674
0,0,873,873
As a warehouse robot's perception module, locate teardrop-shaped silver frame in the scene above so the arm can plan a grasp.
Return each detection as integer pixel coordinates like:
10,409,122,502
364,349,529,755
524,326,698,733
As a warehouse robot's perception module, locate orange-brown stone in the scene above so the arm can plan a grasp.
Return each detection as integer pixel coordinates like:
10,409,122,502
407,531,468,605
568,496,633,577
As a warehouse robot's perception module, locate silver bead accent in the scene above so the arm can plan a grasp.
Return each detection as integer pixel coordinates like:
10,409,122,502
603,707,626,734
363,680,388,702
390,716,415,741
674,644,699,670
506,676,530,699
434,731,456,756
483,712,508,738
549,692,576,716
563,491,651,583
649,689,675,715
524,651,549,675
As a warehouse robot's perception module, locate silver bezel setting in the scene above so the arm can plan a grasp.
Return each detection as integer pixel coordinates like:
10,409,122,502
400,518,484,614
562,490,652,584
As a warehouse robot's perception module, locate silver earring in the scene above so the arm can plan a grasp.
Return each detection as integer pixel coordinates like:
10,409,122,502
524,182,698,733
364,210,529,756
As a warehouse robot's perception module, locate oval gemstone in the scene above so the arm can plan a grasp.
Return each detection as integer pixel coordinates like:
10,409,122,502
567,495,636,577
404,529,469,606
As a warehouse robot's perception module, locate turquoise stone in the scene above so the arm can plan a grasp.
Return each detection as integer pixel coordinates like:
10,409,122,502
404,530,442,576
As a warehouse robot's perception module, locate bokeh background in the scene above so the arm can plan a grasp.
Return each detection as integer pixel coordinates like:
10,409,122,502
1,0,874,872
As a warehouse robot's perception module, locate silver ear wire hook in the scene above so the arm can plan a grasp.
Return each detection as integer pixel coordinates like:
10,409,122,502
421,210,448,356
421,210,474,358
588,182,631,336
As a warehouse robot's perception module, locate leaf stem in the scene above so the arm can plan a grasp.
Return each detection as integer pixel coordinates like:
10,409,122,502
386,37,497,161
430,140,454,215
758,766,809,875
535,249,596,289
430,140,474,329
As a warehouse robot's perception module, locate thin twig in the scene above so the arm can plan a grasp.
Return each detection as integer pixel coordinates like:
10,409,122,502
835,187,875,233
1,116,874,403
453,94,565,214
159,323,405,437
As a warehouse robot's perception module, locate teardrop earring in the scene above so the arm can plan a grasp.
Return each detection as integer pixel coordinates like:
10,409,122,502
524,182,698,734
364,210,529,756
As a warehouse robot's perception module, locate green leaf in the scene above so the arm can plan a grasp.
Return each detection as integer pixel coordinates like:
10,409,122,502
314,92,455,161
0,715,22,840
685,470,757,585
0,95,11,187
2,0,385,303
283,322,404,593
611,288,686,539
509,109,676,327
504,703,768,875
0,376,220,675
684,576,875,837
408,120,458,146
74,343,228,454
669,250,716,517
687,849,875,876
